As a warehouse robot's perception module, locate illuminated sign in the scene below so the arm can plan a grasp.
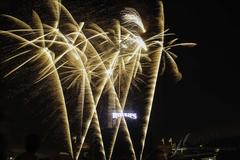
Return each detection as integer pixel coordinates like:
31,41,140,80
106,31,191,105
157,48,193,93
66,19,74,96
112,112,137,120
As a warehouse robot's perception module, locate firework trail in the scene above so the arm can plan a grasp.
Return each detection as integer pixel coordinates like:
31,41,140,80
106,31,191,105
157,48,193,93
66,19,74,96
0,0,195,159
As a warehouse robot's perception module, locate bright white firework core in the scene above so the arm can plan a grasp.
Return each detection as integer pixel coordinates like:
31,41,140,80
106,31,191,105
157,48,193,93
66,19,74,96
106,68,113,76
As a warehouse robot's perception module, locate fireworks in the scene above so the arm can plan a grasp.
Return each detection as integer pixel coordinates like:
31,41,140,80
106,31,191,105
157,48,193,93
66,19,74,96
0,0,195,159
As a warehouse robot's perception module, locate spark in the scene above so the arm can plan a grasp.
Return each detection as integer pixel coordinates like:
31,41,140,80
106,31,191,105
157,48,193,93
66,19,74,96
121,8,146,33
0,0,194,159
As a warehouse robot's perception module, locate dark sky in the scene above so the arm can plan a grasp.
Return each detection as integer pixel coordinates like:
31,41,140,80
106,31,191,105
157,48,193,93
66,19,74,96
149,0,240,141
0,0,240,153
152,0,240,139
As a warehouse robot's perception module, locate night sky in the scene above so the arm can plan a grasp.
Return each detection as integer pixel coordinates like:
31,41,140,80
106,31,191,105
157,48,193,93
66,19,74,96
149,0,240,142
0,0,240,155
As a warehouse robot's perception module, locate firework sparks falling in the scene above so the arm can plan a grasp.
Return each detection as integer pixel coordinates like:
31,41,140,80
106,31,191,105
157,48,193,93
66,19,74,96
0,0,195,159
121,7,146,33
